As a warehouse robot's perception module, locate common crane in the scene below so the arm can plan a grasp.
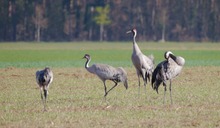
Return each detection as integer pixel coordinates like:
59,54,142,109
151,51,185,104
83,54,128,99
36,67,53,111
127,28,154,95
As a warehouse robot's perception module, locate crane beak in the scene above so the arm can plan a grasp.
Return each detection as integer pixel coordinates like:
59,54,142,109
126,30,131,34
82,55,86,59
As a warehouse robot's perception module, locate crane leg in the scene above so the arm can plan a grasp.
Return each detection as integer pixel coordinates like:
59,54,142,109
103,82,107,99
163,82,167,104
138,75,141,96
141,70,147,95
43,89,48,111
105,81,118,97
40,87,46,111
169,80,173,104
144,81,147,95
40,88,44,100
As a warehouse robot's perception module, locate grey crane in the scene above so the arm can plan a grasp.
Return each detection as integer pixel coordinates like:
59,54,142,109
127,28,154,95
36,67,53,111
83,54,128,99
151,51,185,104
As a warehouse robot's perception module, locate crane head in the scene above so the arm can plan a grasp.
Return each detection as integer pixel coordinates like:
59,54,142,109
164,51,173,59
83,54,90,60
44,67,51,73
126,28,137,37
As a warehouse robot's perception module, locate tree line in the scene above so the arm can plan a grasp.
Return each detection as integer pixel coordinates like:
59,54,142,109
1,0,220,42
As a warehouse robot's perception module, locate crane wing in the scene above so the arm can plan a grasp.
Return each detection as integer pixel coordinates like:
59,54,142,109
36,69,53,86
131,53,142,70
92,64,118,80
151,61,167,93
36,70,46,86
142,54,154,73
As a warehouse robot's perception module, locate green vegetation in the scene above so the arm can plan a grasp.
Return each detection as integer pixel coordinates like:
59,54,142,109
0,42,220,127
94,5,111,41
0,42,220,68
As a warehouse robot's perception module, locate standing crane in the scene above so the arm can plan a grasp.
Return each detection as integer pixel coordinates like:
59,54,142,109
127,28,154,95
151,51,185,104
36,67,53,111
83,54,128,99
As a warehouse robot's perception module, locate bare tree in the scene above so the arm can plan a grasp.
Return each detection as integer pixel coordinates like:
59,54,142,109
32,3,48,42
156,0,168,42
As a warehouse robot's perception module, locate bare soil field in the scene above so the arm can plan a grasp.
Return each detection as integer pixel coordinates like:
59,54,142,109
0,66,220,127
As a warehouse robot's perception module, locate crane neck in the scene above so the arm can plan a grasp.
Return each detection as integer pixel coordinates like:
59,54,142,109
133,33,137,44
84,57,96,74
85,58,91,69
133,35,142,54
169,54,185,66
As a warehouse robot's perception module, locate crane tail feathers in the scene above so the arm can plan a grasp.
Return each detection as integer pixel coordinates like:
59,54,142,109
124,80,128,89
148,54,154,62
151,66,162,93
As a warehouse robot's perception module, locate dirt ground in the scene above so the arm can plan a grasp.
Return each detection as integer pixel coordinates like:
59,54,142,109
0,66,220,127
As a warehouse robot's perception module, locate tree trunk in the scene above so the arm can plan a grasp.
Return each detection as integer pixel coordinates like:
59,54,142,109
160,8,167,43
37,25,40,42
89,27,93,40
100,24,104,41
161,23,166,42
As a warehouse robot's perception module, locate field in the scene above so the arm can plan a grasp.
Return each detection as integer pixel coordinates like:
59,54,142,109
0,42,220,127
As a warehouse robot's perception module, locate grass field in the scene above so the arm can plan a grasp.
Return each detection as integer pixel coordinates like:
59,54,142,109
0,42,220,127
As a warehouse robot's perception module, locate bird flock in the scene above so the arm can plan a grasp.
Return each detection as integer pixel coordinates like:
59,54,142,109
36,28,185,111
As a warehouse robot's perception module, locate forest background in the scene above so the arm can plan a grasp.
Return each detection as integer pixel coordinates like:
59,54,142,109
1,0,220,42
